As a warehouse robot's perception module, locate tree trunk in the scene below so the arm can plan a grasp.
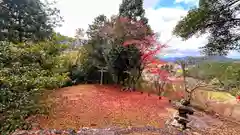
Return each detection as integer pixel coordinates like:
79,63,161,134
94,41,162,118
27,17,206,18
186,90,194,103
18,16,23,43
117,73,120,84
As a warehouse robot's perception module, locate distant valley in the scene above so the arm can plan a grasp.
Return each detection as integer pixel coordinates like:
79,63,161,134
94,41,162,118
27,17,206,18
160,56,240,62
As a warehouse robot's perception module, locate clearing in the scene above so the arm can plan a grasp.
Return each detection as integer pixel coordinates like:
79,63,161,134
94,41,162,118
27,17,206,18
23,84,240,135
31,84,173,130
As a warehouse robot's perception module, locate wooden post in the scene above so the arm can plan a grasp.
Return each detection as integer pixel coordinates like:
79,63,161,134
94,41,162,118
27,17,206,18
98,67,107,85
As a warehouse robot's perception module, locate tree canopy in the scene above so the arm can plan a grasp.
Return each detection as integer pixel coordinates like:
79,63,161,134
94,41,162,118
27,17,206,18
83,0,164,89
187,61,240,91
119,0,148,24
0,0,62,43
0,0,169,134
86,15,108,44
173,0,240,55
119,0,152,35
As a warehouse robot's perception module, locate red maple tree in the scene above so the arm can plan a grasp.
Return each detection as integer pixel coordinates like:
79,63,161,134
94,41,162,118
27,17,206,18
120,17,171,94
99,16,171,92
149,68,170,99
122,24,167,74
237,95,240,101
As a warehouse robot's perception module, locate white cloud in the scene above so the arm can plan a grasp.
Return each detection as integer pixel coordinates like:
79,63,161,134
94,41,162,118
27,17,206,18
143,0,159,8
175,0,199,5
48,0,122,37
47,0,209,56
145,7,208,51
228,51,240,58
48,0,161,37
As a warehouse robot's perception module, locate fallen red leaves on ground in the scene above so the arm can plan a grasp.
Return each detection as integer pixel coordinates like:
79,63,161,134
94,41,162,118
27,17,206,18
31,84,174,130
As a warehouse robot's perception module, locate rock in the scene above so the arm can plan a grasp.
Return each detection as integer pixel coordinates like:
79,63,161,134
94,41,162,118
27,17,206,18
200,114,223,126
170,119,182,127
67,128,76,135
115,128,131,134
188,115,209,129
11,126,180,135
80,127,89,131
31,123,41,130
172,111,179,118
11,130,28,135
53,129,62,134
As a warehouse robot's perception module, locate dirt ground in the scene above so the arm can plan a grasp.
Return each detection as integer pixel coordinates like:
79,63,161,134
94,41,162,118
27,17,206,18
26,84,240,135
30,84,174,130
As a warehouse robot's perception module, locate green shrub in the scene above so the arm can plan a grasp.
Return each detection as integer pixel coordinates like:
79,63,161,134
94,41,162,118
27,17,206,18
0,41,69,134
63,45,116,85
230,88,240,96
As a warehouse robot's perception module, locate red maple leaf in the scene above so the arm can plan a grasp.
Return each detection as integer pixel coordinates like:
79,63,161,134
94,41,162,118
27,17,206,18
237,95,240,100
120,16,171,84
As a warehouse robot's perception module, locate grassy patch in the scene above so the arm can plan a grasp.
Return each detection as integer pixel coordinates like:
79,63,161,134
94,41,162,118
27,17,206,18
206,90,235,101
193,88,235,102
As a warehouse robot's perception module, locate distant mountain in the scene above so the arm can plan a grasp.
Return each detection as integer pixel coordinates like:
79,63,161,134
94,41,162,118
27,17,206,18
160,56,240,62
160,57,187,62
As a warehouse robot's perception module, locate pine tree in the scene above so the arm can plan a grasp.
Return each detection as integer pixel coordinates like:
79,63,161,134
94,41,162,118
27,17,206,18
0,0,62,43
86,14,107,44
119,0,148,25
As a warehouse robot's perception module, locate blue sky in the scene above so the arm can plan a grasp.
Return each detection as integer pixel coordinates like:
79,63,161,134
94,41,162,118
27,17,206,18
49,0,240,59
154,0,198,10
152,0,240,58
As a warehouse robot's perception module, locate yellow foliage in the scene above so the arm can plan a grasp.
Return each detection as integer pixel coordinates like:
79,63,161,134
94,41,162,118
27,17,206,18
61,46,89,66
206,90,235,101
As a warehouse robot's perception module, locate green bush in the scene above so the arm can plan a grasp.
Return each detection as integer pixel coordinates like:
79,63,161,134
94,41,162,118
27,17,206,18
62,45,116,86
229,88,240,96
0,41,69,134
188,61,240,90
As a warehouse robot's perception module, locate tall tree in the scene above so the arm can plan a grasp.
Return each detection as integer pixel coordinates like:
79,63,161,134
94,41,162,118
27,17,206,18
0,0,62,43
118,0,152,35
85,0,157,87
72,28,86,48
176,59,209,102
75,28,85,41
173,0,240,55
86,15,107,44
86,15,110,72
119,0,148,24
148,67,170,99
